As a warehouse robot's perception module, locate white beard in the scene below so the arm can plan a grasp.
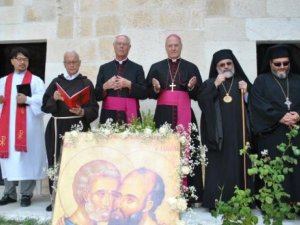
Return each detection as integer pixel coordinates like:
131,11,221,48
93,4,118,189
224,71,234,78
217,67,235,78
84,199,109,222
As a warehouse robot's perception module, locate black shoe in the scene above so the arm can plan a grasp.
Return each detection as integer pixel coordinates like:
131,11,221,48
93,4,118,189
20,195,31,207
0,194,17,205
46,204,52,211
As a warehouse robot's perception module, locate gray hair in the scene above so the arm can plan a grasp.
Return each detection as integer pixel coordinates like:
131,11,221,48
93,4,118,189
113,34,131,46
72,160,121,205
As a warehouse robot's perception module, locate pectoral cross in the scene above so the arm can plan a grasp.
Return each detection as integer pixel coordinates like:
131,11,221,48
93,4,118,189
169,82,176,91
0,136,6,147
285,97,292,111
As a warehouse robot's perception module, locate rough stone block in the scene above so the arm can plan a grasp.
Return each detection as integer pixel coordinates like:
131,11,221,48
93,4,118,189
57,16,73,38
96,15,120,36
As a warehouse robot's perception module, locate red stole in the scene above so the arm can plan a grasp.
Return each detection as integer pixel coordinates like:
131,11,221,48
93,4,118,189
0,71,32,158
157,90,191,131
102,96,138,124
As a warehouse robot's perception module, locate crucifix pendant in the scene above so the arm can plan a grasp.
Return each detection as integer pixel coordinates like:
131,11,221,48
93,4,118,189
285,97,292,110
169,82,176,91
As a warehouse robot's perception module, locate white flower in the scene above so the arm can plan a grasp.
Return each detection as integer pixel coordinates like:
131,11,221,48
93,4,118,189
85,132,93,140
144,127,153,136
167,197,178,210
167,197,177,205
159,126,168,136
121,130,130,139
176,220,186,225
70,130,78,137
103,129,111,136
179,135,187,145
181,165,190,175
176,197,188,212
261,149,269,156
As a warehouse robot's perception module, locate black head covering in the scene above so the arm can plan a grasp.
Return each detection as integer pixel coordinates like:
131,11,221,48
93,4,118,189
260,44,300,74
208,49,251,84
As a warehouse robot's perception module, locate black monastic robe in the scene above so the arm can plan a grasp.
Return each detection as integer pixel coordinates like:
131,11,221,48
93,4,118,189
199,76,252,209
147,58,203,204
95,60,146,124
42,74,99,193
250,72,300,203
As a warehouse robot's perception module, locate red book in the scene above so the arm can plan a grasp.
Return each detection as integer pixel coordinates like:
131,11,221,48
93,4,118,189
56,82,91,109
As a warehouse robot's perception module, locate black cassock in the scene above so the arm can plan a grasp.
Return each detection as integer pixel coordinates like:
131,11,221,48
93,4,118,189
250,72,300,203
42,74,99,193
95,60,146,124
199,77,252,209
146,58,203,204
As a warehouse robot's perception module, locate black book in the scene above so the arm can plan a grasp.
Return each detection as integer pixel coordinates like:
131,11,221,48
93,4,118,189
16,83,32,97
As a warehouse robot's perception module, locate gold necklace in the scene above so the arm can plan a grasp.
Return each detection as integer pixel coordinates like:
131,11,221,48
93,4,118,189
221,76,234,103
272,75,292,110
167,59,181,91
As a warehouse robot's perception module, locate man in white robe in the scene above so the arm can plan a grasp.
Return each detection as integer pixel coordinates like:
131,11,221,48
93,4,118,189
0,47,47,207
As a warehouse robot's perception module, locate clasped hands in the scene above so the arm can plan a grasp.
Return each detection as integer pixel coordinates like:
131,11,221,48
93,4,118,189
103,75,131,91
280,111,300,127
53,90,84,116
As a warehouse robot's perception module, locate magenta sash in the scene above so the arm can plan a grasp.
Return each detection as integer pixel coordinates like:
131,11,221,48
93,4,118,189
158,90,191,188
102,96,139,123
157,90,191,131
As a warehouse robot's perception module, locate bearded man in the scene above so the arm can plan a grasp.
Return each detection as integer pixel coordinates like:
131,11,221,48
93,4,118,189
250,44,300,205
198,49,252,209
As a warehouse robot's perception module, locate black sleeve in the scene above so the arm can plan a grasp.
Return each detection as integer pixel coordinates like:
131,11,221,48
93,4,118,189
95,66,105,101
41,79,59,114
129,65,147,100
146,64,160,99
82,79,99,124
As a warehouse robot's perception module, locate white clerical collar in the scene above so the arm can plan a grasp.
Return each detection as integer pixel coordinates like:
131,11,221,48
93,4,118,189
64,72,80,80
168,58,181,63
14,71,26,76
115,58,128,65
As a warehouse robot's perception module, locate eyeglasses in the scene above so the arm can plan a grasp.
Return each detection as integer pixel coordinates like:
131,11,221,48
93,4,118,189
272,61,290,67
64,61,80,65
218,61,233,68
14,57,29,63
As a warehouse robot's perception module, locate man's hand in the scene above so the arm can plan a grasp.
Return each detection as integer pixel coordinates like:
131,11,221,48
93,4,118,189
69,106,84,116
16,93,27,104
280,112,300,126
53,91,64,101
0,95,4,104
214,74,226,87
152,78,161,93
188,76,197,90
114,76,131,90
239,80,248,94
103,76,117,90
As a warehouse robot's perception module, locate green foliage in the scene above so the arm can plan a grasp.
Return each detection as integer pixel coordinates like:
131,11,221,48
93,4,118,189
0,217,50,225
130,110,156,131
213,127,300,225
212,187,258,225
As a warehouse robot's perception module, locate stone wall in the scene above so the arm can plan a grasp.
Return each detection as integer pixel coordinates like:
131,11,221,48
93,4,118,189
1,0,300,120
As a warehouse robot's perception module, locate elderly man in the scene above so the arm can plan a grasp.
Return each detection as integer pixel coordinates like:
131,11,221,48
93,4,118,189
42,50,99,211
146,34,203,206
56,160,121,225
198,49,252,210
108,167,165,225
0,47,47,207
250,44,300,205
95,34,147,124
